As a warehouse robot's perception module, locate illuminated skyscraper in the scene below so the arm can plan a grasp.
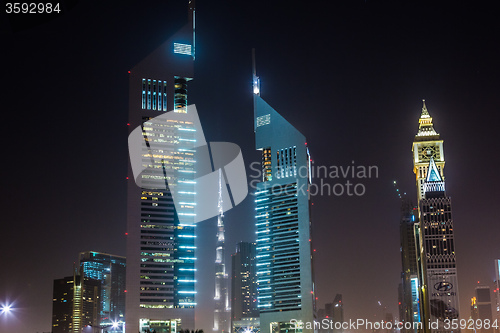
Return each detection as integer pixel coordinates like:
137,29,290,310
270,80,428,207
52,272,101,333
253,58,315,333
474,285,493,333
231,242,258,332
412,101,460,333
399,199,420,333
126,2,197,332
79,251,126,330
214,169,231,333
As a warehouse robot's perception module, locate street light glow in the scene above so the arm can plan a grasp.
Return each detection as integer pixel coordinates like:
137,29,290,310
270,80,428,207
0,304,12,314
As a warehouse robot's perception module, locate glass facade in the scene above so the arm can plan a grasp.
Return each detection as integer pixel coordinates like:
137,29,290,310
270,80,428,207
126,9,197,331
253,94,315,332
79,251,126,329
138,113,197,309
256,183,301,312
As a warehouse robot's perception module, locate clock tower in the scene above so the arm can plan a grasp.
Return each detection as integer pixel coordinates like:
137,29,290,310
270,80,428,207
412,100,445,203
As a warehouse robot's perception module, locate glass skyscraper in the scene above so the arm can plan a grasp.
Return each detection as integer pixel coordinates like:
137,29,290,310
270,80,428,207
79,251,126,330
399,198,420,333
231,241,258,333
126,2,197,332
253,69,315,333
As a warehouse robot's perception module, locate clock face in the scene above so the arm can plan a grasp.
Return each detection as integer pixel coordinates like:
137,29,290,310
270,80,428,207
418,145,440,162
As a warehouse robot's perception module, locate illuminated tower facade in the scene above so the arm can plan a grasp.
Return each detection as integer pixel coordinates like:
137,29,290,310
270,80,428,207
253,61,315,333
412,101,460,333
399,199,420,333
214,169,231,333
52,273,101,333
79,251,126,330
126,3,197,332
412,100,445,203
231,242,258,333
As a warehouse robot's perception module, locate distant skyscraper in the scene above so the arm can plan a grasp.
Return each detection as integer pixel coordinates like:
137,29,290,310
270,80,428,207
231,241,258,332
214,169,231,333
412,100,460,333
79,251,126,330
475,285,493,333
52,276,75,333
253,58,315,332
52,272,101,333
331,294,344,330
126,2,197,332
317,294,343,333
398,198,420,333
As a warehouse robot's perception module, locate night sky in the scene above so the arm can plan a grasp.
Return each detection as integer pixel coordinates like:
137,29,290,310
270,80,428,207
1,1,500,332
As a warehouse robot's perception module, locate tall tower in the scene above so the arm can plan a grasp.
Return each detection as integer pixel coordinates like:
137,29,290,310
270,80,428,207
231,242,258,333
126,3,197,332
411,101,460,333
399,198,420,333
214,169,230,333
253,58,315,333
412,100,445,203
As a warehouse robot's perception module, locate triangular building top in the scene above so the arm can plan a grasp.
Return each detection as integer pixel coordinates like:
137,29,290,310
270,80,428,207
426,157,443,183
416,99,439,139
423,157,446,195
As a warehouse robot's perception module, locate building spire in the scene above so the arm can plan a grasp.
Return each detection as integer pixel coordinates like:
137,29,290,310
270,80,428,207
214,168,229,332
252,48,260,96
421,99,430,118
188,0,196,60
416,99,439,139
218,168,224,220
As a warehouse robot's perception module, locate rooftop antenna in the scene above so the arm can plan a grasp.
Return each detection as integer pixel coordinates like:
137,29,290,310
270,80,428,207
189,0,196,60
252,48,260,96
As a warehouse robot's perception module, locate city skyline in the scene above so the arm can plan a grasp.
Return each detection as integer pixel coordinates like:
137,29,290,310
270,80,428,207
2,1,500,332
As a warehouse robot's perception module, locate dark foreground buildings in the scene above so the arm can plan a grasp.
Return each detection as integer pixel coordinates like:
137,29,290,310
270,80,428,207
52,273,101,333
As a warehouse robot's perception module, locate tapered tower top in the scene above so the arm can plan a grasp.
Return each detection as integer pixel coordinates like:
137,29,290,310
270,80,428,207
415,99,439,140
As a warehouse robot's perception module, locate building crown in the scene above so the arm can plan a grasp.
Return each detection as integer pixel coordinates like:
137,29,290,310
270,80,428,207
416,99,439,138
